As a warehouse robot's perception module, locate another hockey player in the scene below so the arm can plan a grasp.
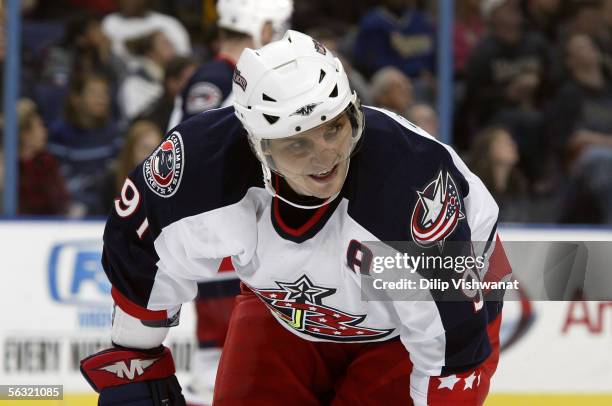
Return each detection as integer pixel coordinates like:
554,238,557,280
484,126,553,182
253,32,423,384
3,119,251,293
82,31,508,405
167,0,293,129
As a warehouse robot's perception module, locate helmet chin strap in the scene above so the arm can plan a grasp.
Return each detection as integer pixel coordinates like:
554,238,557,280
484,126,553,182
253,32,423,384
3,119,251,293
261,160,350,210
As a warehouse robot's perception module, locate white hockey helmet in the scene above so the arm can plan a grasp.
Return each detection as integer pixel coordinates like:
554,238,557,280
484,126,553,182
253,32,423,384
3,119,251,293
217,0,293,48
233,30,364,208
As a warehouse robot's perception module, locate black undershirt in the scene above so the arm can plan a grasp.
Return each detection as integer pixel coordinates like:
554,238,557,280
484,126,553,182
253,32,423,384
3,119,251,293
275,175,327,229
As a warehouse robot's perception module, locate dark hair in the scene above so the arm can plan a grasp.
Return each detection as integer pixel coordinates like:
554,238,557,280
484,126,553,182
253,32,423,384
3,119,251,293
125,31,161,57
115,120,162,192
562,0,601,19
469,126,526,196
64,11,103,46
306,27,338,44
65,73,109,127
218,27,252,41
164,56,198,82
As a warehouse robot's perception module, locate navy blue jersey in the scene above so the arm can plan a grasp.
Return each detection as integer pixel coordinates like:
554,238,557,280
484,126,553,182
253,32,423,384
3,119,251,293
167,58,235,129
103,106,505,403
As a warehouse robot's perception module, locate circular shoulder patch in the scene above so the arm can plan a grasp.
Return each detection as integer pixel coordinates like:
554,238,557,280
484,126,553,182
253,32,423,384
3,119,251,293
185,82,222,115
142,132,185,198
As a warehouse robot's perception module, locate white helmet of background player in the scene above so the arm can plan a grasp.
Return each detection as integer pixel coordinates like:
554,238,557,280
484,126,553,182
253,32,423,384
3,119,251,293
233,30,364,209
217,0,293,48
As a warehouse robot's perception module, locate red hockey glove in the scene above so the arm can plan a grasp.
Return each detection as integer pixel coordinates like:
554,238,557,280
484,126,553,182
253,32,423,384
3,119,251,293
80,345,185,406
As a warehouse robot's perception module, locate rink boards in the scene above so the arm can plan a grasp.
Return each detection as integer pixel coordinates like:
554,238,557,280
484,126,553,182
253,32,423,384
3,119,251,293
0,220,610,405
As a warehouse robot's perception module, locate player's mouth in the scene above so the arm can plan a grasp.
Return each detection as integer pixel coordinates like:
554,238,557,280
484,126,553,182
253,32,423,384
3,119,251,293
308,164,339,183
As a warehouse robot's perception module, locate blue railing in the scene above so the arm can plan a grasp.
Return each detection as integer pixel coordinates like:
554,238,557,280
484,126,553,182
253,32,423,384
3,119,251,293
437,0,454,145
3,0,21,217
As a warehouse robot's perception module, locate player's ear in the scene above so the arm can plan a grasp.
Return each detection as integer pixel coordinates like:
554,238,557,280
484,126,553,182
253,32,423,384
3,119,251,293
260,21,274,46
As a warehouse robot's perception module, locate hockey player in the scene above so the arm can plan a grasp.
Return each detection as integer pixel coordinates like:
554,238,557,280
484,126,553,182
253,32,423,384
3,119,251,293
81,31,508,405
167,1,293,404
167,0,293,129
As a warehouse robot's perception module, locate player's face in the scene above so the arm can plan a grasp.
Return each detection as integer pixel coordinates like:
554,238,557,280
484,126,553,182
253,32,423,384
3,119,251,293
265,113,353,199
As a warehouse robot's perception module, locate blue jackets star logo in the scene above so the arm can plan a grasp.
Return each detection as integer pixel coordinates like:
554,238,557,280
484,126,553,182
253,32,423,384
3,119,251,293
247,275,394,342
411,170,465,248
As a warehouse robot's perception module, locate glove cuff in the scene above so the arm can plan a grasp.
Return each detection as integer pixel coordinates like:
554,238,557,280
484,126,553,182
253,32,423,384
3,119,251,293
80,346,176,393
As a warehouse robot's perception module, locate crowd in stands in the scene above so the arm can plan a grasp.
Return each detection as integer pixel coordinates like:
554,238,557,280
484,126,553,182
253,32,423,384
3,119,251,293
2,0,612,224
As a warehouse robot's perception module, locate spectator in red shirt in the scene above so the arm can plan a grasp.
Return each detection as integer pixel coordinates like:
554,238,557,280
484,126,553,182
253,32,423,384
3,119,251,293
454,0,485,77
17,99,70,215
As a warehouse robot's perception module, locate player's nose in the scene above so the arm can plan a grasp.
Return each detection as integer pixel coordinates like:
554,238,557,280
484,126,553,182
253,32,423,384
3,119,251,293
309,148,339,171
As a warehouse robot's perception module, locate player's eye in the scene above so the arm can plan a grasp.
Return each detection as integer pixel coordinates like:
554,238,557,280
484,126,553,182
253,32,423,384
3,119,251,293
285,139,310,155
323,123,343,141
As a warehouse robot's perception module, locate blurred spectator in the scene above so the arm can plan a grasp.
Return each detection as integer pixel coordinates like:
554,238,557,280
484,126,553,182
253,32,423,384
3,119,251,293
114,120,162,190
67,0,117,14
20,0,99,20
560,145,612,223
547,33,612,223
453,0,485,77
37,11,123,126
407,103,438,139
307,27,372,105
463,0,558,183
20,1,65,57
48,74,121,217
100,119,162,213
469,126,529,222
42,11,122,87
521,0,563,43
461,0,552,136
292,0,370,34
119,30,176,121
489,106,547,187
560,0,602,40
102,0,191,61
353,0,436,82
17,99,69,215
554,1,604,82
138,55,197,131
595,0,612,78
370,66,414,117
548,34,612,166
155,0,204,49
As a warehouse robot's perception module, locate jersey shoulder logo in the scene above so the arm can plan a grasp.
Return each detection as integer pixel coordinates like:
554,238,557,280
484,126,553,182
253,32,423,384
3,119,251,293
249,275,393,342
143,132,184,198
411,170,465,248
98,357,159,380
185,82,223,115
